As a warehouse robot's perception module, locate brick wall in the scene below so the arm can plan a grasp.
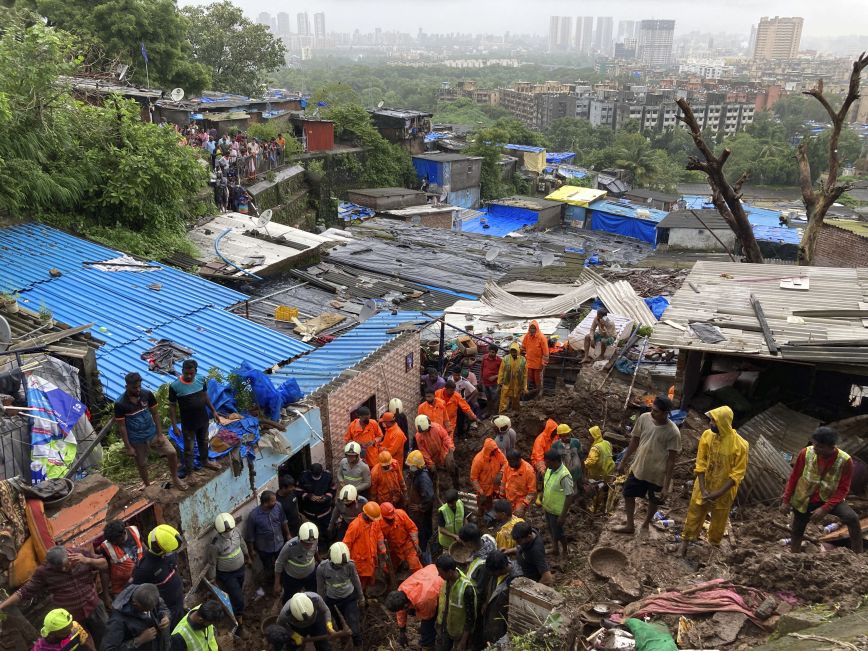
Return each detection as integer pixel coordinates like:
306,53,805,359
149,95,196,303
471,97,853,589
311,333,421,472
814,223,868,267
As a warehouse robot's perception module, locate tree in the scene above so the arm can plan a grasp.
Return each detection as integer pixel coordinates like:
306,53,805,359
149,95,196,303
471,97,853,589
613,132,659,186
184,1,285,97
21,0,211,93
796,53,868,265
311,82,361,109
0,12,208,258
676,98,764,263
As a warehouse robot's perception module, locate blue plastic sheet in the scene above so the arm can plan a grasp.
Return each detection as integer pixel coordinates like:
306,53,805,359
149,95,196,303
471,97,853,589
752,224,801,244
208,379,237,415
643,296,669,320
338,202,375,222
590,211,657,244
412,158,444,185
546,152,576,164
424,131,449,143
169,416,260,465
277,378,304,406
503,143,545,153
235,361,282,422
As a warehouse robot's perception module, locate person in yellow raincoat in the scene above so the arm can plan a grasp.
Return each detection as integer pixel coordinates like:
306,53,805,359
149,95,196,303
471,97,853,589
678,406,748,556
584,426,614,481
497,343,526,413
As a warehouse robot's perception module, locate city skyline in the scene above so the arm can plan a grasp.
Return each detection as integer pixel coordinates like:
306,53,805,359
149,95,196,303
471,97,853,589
178,0,867,38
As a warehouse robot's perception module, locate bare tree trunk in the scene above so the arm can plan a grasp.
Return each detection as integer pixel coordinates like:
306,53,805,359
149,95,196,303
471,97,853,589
676,98,764,263
797,53,868,265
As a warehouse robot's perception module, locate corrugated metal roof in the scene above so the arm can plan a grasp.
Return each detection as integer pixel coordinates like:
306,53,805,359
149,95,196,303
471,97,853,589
649,261,868,364
737,403,821,455
0,223,313,399
272,311,438,395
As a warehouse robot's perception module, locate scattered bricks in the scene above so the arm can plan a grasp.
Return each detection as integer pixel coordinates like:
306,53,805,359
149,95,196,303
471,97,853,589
775,607,832,635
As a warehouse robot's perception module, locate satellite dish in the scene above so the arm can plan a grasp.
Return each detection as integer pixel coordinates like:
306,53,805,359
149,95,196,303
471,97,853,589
0,316,10,351
539,253,556,267
377,100,385,108
252,209,272,236
170,88,185,102
484,249,499,263
358,298,378,322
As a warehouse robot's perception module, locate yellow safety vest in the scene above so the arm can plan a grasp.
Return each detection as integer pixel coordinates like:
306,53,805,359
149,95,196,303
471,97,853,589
791,447,851,513
437,569,477,640
438,501,465,548
542,464,572,516
172,607,218,651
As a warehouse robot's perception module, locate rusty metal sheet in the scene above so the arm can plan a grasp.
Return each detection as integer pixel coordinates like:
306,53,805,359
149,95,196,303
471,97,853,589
737,403,821,456
738,434,793,505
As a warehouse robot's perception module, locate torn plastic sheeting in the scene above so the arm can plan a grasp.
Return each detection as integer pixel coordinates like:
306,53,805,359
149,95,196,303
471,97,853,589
234,361,282,422
480,280,597,318
644,296,670,320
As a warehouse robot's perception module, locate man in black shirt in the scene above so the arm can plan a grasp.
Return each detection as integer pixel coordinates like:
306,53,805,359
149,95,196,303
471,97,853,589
276,474,302,537
115,373,186,490
298,464,335,533
132,525,186,628
510,522,552,585
168,360,221,477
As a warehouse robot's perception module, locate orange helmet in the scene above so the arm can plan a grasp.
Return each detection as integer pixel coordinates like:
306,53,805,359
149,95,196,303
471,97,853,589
381,411,395,423
380,502,396,520
363,502,381,520
378,450,393,465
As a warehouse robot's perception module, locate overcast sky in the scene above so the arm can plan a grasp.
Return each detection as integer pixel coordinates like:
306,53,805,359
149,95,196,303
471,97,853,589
180,0,868,37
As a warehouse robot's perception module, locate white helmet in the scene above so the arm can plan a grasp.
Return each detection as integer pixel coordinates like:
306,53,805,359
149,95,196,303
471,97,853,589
329,541,351,565
214,513,235,533
339,485,358,501
493,415,511,429
389,398,403,413
345,441,361,455
299,522,319,542
415,414,430,431
289,593,314,621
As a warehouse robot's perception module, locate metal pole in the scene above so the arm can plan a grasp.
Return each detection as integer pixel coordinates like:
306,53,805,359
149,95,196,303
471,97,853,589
438,319,446,375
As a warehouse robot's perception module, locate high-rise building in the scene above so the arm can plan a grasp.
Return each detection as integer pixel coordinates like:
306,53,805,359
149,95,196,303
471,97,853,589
548,16,560,52
297,12,311,36
314,12,326,40
581,16,594,54
617,20,636,41
547,16,573,51
595,17,613,56
256,11,272,28
559,16,573,50
276,12,290,36
752,16,803,60
638,20,675,66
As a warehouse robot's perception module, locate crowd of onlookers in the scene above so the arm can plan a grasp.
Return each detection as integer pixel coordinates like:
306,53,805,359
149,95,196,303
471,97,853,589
161,121,294,213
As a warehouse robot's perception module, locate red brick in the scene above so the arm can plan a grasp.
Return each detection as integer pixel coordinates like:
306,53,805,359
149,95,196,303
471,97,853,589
814,223,868,267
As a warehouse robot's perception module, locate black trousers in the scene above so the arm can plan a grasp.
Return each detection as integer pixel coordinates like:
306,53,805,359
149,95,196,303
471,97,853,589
325,593,362,646
182,421,210,472
281,570,317,604
217,566,246,616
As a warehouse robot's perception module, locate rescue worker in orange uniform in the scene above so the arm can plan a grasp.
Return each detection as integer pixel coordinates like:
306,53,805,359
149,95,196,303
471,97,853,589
379,502,423,573
414,415,457,491
344,406,382,468
342,502,389,591
98,520,144,605
502,450,537,516
435,381,478,437
380,412,408,469
384,564,444,650
470,438,506,515
370,451,406,507
418,389,451,432
522,320,550,391
531,418,560,475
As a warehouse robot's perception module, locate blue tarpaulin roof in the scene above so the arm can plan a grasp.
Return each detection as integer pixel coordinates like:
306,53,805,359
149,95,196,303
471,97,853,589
424,131,450,143
680,195,783,227
546,152,576,164
587,199,668,245
338,202,376,222
557,166,590,179
0,223,313,399
504,144,545,153
271,311,439,395
752,224,802,244
588,199,668,223
461,206,537,237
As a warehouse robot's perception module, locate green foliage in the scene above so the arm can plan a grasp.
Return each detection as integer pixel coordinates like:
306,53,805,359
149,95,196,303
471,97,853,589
431,98,510,128
0,15,209,259
326,103,416,188
183,0,285,97
227,372,254,413
613,132,660,187
311,82,361,109
20,0,211,93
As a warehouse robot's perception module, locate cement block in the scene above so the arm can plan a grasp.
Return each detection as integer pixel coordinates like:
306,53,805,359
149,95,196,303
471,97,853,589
774,607,830,635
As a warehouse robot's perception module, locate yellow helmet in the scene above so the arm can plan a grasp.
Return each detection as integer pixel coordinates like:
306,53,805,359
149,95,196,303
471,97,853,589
556,423,572,435
41,609,73,637
329,541,351,565
406,450,425,469
147,524,182,555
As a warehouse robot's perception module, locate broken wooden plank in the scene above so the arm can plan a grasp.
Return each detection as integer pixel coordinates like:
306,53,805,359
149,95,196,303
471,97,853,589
750,293,778,356
9,323,95,351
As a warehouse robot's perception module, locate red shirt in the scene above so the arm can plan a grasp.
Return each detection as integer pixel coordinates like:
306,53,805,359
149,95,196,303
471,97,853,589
480,355,502,387
783,447,853,510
